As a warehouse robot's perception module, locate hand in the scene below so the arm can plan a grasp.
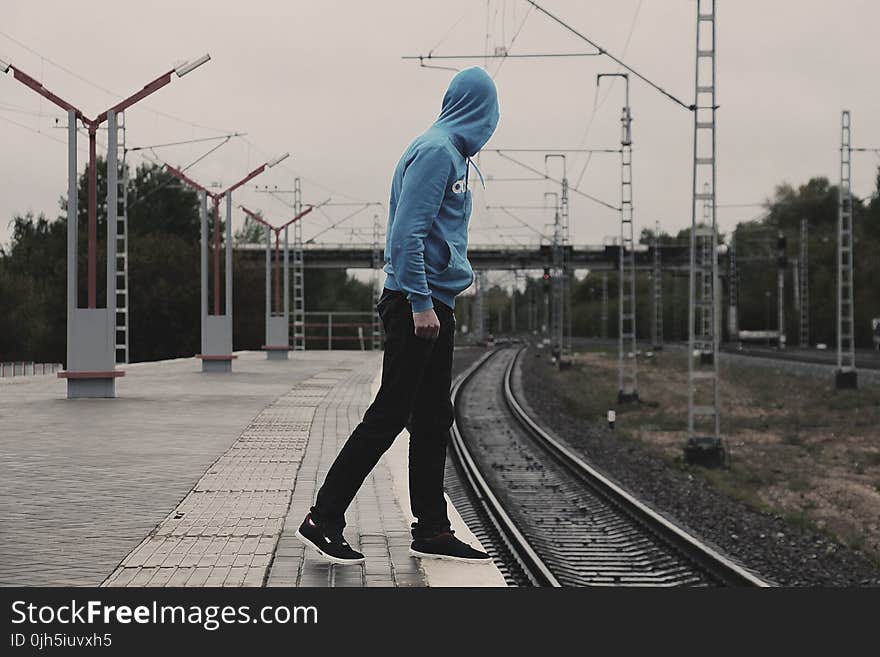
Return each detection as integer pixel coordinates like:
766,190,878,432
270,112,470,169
413,308,440,339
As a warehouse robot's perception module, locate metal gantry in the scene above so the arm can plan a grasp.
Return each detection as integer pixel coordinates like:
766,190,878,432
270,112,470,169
686,0,722,460
291,178,306,351
836,110,857,388
114,113,130,365
652,222,663,350
799,218,809,348
599,73,638,402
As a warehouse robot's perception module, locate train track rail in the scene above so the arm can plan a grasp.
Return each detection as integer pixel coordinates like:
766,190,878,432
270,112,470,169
449,346,770,587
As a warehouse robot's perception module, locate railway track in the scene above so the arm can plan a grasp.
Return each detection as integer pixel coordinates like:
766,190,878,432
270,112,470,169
449,346,770,587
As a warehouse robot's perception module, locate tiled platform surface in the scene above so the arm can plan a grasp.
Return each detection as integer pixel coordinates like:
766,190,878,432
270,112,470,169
102,353,424,588
267,363,425,587
0,351,375,586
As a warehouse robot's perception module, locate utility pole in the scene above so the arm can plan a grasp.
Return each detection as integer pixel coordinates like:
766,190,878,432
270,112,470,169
698,182,713,355
601,272,608,340
529,282,536,334
685,0,723,465
545,153,571,367
114,115,129,365
371,213,383,351
1,53,210,397
836,110,857,388
799,218,809,348
728,231,739,347
474,271,486,343
510,273,517,335
292,178,306,351
652,221,663,351
777,232,787,349
598,72,637,402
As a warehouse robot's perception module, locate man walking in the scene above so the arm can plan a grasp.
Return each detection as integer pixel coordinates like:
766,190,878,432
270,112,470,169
296,67,499,565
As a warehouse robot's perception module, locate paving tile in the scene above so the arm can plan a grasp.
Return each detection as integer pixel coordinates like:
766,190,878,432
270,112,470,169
1,352,372,586
266,358,427,588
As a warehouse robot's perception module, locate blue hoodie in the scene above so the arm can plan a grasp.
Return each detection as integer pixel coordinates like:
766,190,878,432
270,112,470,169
383,67,500,313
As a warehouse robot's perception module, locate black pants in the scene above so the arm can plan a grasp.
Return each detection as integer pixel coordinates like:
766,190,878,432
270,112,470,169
311,288,455,539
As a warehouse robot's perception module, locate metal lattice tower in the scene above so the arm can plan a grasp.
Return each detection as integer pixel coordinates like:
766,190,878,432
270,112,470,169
777,232,786,349
652,222,663,350
291,177,306,351
474,271,486,342
698,182,713,345
561,178,572,359
615,78,638,401
836,110,857,385
114,113,129,365
510,273,518,334
601,272,608,340
799,218,809,347
544,154,572,363
371,213,383,350
687,0,721,448
728,232,739,344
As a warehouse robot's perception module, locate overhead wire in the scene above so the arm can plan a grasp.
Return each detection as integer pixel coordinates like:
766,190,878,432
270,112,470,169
572,0,645,189
0,30,233,135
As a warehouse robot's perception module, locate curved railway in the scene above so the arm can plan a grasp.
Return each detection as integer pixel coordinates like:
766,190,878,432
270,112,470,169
448,346,770,587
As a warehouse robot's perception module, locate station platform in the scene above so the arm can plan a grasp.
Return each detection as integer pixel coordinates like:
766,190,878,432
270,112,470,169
0,351,505,588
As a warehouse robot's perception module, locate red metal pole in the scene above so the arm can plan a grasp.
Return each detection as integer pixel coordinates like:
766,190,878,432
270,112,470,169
213,198,221,315
274,230,281,315
88,126,97,309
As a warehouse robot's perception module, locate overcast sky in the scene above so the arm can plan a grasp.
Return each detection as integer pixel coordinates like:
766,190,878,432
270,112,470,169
2,0,879,251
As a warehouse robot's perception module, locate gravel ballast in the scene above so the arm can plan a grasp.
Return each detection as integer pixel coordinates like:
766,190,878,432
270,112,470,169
518,348,880,586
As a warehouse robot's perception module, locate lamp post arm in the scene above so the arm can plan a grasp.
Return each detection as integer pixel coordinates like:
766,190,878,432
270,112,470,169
239,205,274,229
10,67,85,121
164,164,212,194
278,205,315,231
96,71,174,124
224,164,268,196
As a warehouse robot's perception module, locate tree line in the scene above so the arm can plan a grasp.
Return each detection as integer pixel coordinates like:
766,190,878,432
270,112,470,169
2,163,878,363
0,161,373,363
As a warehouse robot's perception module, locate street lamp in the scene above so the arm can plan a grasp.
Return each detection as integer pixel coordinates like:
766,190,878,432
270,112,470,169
164,154,289,372
239,204,315,360
1,53,210,398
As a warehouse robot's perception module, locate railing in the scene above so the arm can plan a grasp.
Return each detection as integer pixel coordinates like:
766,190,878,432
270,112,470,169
301,312,377,351
0,362,63,378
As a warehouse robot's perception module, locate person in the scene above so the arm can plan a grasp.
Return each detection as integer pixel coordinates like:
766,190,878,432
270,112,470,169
296,67,499,565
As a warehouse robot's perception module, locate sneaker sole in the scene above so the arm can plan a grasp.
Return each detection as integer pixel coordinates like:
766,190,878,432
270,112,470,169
409,547,492,564
294,529,365,566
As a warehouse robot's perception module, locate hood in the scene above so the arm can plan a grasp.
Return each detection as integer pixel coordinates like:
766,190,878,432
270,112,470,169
434,67,499,157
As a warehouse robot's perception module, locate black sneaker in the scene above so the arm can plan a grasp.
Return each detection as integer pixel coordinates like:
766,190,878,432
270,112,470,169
410,531,492,563
295,513,365,565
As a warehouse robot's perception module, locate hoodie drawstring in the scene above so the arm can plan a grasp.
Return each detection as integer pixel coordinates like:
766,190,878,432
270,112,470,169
464,157,485,222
